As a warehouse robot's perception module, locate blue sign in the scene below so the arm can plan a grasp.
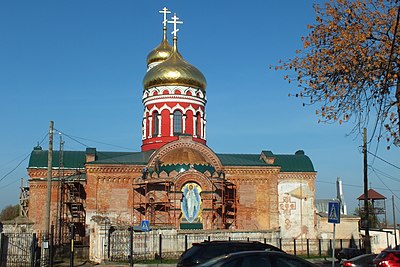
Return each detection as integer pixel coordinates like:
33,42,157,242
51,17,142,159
141,220,150,232
328,201,340,224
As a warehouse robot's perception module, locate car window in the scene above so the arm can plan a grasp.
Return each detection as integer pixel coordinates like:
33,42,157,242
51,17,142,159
221,255,272,267
273,256,313,267
201,246,228,260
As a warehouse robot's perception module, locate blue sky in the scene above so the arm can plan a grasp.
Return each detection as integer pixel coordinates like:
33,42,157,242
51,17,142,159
1,0,399,221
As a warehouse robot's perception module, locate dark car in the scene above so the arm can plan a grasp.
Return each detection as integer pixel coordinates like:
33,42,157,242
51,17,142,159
336,248,363,261
372,250,400,267
176,240,284,267
341,253,377,267
197,250,318,267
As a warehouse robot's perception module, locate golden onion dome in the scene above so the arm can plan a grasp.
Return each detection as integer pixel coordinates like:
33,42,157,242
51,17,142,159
146,38,173,66
143,49,207,91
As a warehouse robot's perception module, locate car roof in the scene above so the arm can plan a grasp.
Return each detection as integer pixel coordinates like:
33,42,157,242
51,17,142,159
201,250,316,266
194,240,265,245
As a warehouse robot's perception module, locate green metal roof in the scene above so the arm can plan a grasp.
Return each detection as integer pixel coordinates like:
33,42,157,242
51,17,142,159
216,153,268,166
28,149,154,169
216,150,315,172
272,153,315,172
28,149,86,169
28,148,314,173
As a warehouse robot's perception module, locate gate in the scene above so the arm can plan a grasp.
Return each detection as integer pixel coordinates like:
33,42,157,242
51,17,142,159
0,232,38,267
109,228,130,261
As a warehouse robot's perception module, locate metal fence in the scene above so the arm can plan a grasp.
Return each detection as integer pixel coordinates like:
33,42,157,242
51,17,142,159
0,232,39,267
106,228,364,262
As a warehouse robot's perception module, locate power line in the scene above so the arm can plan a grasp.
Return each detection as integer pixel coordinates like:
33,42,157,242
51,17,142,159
367,150,400,170
0,178,20,190
370,167,400,214
54,129,136,166
54,129,132,151
316,179,400,192
369,166,400,183
0,133,48,184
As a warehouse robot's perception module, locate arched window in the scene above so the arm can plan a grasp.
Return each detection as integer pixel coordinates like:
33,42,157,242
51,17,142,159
173,110,183,134
153,111,159,136
195,112,201,137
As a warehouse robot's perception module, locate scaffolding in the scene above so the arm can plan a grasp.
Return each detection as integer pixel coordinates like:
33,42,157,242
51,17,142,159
133,179,176,227
19,178,29,217
133,174,238,229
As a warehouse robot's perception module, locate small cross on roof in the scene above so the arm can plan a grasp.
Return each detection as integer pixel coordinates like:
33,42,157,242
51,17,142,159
168,13,183,38
159,7,171,27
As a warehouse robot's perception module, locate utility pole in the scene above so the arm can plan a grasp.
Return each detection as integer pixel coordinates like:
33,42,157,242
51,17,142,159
393,195,398,248
45,121,54,237
41,121,54,266
363,128,371,253
58,133,64,244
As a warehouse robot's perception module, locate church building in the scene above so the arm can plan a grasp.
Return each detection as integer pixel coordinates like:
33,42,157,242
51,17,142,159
27,8,317,244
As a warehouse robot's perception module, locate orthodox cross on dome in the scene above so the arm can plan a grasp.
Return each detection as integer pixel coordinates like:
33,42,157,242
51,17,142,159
159,7,171,27
168,13,183,38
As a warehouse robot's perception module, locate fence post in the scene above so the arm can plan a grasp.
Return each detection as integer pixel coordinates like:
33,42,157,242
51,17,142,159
31,233,37,267
185,235,188,251
264,238,266,244
70,224,75,267
107,228,111,260
307,239,310,258
318,239,322,257
228,237,231,241
340,239,343,250
293,239,296,256
0,233,4,267
208,236,210,242
247,237,249,242
50,225,54,267
279,238,282,250
159,234,162,261
129,227,134,267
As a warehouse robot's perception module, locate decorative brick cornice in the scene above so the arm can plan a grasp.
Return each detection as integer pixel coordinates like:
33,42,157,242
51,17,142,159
278,172,316,181
27,168,84,178
96,177,135,183
86,165,145,174
29,183,60,189
224,167,280,175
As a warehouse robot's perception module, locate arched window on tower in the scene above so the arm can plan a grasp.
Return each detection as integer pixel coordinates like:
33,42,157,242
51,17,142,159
153,111,159,136
195,112,201,137
173,110,183,134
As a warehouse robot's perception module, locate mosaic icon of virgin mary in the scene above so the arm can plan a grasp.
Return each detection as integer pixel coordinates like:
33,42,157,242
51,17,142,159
181,183,201,223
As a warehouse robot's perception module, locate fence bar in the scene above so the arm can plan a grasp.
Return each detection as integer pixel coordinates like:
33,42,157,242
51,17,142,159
318,239,322,257
0,233,4,267
264,238,266,244
279,238,282,250
159,234,162,260
307,239,310,258
185,235,188,251
293,239,296,256
50,225,54,267
31,233,37,267
340,239,343,250
129,227,133,267
107,228,111,260
70,224,75,267
208,236,210,242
